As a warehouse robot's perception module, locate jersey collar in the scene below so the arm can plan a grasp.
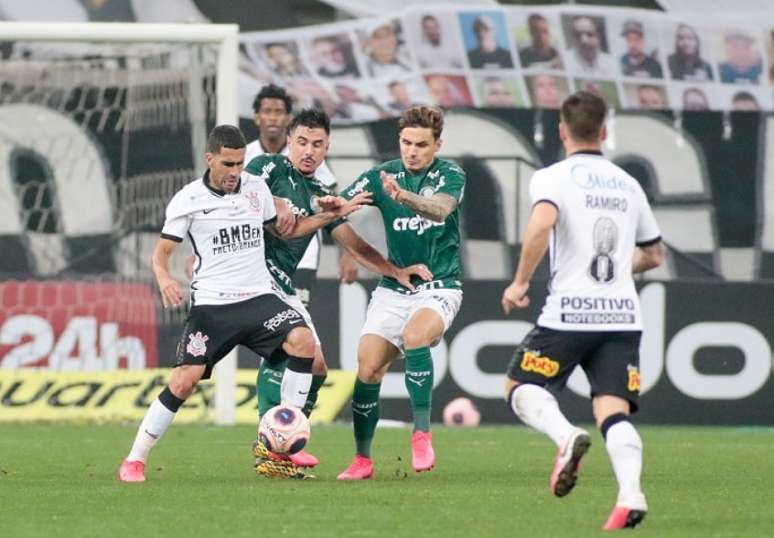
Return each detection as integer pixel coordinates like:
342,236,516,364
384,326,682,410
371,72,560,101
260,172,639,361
202,169,241,197
568,150,604,157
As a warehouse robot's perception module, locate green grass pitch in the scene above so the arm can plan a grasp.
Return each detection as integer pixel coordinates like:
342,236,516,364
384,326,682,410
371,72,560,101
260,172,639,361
1,424,772,537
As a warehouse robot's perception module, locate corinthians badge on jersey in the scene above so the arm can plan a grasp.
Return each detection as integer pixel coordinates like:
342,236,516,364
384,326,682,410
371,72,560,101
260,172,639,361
245,190,262,213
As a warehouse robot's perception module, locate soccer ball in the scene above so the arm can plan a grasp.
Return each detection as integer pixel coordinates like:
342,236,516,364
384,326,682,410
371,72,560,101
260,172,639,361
258,405,311,455
442,397,481,427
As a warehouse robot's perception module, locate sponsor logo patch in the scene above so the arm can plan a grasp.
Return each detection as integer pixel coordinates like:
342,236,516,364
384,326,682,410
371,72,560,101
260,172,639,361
263,309,302,332
627,364,641,392
186,331,209,357
520,350,559,378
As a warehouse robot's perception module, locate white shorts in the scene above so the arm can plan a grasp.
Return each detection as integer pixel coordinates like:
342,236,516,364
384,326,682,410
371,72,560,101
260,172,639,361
360,287,463,351
279,291,320,346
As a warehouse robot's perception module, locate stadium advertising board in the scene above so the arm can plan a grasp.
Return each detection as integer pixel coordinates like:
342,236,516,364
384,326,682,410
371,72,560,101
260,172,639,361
0,368,355,424
0,281,158,370
308,280,774,425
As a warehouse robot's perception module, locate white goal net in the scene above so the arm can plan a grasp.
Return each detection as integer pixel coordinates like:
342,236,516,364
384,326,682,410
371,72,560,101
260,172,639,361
0,23,239,423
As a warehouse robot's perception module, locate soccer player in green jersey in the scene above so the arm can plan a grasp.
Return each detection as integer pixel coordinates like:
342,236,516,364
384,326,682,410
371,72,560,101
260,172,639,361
336,106,466,480
246,108,432,473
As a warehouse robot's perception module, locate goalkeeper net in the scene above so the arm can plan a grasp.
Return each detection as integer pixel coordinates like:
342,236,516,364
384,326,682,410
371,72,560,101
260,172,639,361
0,24,236,377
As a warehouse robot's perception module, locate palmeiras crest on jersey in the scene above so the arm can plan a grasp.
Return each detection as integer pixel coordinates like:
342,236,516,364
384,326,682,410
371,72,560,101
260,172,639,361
420,186,435,198
245,189,262,213
186,331,209,357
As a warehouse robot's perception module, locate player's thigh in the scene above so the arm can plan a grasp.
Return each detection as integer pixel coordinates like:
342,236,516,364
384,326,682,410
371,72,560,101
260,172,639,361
506,327,595,389
582,331,642,414
282,292,321,346
242,293,311,360
403,308,445,348
174,302,246,381
404,289,462,348
360,287,412,350
357,333,401,382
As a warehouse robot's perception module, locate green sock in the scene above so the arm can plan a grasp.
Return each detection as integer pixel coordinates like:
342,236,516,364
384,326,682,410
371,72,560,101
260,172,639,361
302,374,326,418
352,379,381,458
256,358,286,419
404,347,433,432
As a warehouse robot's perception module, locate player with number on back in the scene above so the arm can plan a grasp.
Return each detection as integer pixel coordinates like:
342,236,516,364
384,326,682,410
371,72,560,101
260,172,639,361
117,125,366,482
335,105,466,480
500,91,665,529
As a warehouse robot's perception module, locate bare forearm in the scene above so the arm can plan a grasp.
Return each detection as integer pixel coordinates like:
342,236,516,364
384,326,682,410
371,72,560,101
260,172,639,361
513,227,551,285
396,191,455,222
348,240,396,278
286,212,337,239
151,248,174,284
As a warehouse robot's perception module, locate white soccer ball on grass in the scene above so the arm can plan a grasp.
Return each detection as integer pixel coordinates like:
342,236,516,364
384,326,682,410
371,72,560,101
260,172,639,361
258,405,311,454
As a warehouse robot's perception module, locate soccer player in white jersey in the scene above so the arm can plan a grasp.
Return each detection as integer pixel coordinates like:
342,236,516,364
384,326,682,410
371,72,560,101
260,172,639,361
501,91,665,530
117,125,365,483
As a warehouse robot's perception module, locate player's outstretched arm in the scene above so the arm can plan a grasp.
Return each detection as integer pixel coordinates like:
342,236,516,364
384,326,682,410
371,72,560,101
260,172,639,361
282,192,372,239
381,170,457,222
331,223,432,291
502,202,558,314
151,238,184,308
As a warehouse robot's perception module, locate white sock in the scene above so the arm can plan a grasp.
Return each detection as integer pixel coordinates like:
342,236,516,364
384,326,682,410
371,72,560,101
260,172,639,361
605,421,643,501
127,398,176,463
509,384,575,447
281,368,313,409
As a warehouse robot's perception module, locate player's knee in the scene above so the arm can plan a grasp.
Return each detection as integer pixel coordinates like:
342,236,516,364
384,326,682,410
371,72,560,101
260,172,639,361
284,327,315,358
504,377,520,400
356,358,383,384
402,326,432,349
312,349,328,376
168,375,197,400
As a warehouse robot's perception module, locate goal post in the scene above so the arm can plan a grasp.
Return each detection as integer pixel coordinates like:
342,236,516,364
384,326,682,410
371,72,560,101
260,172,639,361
0,21,240,425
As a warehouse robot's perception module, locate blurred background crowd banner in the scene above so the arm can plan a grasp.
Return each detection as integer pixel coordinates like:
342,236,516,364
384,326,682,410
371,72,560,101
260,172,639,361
238,4,774,122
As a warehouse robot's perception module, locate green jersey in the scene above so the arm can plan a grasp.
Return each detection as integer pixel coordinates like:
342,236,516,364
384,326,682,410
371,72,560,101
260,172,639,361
341,157,465,294
245,154,345,295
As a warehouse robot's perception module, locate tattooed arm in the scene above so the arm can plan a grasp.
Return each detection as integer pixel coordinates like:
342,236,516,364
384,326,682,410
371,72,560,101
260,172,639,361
381,170,458,221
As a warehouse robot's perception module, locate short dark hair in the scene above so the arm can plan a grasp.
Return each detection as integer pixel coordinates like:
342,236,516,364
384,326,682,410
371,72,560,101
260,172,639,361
288,108,331,135
398,105,444,139
560,91,607,143
252,83,293,114
421,14,438,24
206,125,246,154
732,91,757,103
527,13,546,27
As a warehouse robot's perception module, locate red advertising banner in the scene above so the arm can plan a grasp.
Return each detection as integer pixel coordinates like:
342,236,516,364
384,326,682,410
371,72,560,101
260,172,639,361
0,281,158,370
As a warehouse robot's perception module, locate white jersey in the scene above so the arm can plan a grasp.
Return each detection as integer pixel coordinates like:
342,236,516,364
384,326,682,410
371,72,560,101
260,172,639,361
161,170,278,306
244,139,338,271
531,151,661,331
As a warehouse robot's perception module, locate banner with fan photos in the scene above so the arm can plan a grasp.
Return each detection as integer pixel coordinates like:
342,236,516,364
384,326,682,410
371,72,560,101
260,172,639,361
239,5,774,123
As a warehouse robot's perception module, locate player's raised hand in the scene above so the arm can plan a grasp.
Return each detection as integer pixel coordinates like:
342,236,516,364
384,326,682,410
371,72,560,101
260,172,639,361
319,193,372,217
380,170,401,200
273,197,296,236
158,277,184,309
394,263,433,291
501,281,530,314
